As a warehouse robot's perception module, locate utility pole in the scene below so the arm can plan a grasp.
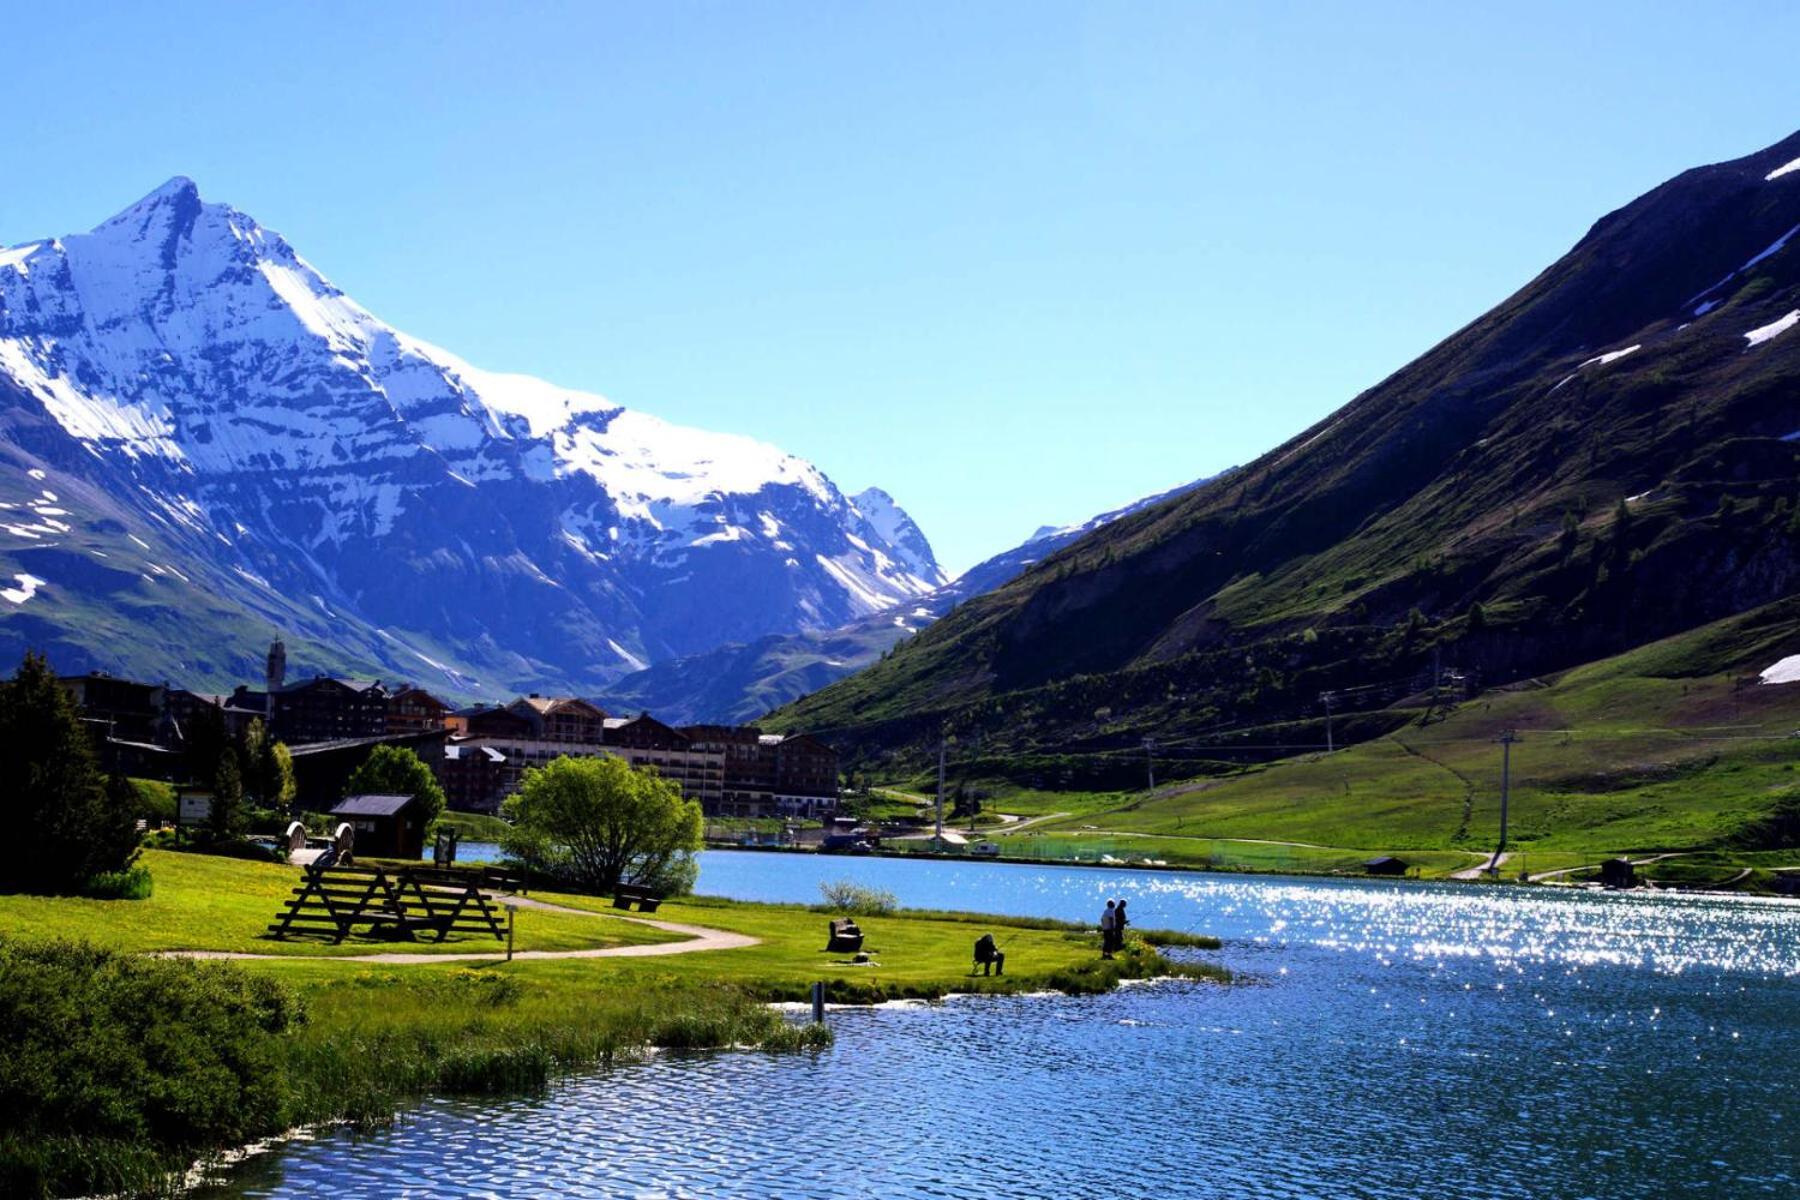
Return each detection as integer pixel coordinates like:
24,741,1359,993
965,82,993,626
935,730,947,841
1321,691,1336,752
1493,729,1519,874
1431,645,1442,718
1142,737,1156,792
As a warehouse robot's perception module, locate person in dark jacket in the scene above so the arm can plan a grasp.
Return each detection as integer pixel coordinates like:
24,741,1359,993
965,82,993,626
1113,899,1129,952
974,932,1005,975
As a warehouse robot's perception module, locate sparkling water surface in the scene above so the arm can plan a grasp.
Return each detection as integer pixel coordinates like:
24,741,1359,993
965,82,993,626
205,852,1798,1198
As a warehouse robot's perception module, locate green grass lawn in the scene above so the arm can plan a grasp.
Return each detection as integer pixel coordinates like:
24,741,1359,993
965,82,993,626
0,850,679,957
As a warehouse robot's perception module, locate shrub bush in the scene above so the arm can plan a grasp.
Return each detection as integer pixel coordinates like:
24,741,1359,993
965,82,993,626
0,939,304,1197
80,866,154,900
818,878,897,915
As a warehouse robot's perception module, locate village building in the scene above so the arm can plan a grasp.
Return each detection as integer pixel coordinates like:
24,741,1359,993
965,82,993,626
386,686,452,736
440,741,510,814
57,671,165,743
677,724,839,818
681,724,776,815
602,714,725,810
230,676,389,744
437,696,617,813
768,732,840,816
509,694,607,743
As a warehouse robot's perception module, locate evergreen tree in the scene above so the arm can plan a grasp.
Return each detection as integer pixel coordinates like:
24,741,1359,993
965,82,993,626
183,701,231,786
0,652,139,892
1558,511,1581,558
206,750,247,842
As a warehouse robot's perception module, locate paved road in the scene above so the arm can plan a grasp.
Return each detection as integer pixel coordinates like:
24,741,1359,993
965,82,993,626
159,894,759,964
1451,851,1511,880
1524,851,1685,883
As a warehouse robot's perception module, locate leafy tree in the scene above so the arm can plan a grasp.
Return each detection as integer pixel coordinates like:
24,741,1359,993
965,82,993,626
501,755,702,893
239,719,296,810
0,652,140,892
344,744,445,826
1466,601,1488,632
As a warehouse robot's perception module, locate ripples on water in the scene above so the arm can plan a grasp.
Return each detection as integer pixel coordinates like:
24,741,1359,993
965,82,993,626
207,853,1798,1199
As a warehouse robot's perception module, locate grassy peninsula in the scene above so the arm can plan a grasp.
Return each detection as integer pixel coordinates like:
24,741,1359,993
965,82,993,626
0,849,1223,1198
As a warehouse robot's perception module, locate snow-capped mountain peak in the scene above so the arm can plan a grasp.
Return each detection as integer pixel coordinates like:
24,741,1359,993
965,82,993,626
850,486,946,586
0,179,940,694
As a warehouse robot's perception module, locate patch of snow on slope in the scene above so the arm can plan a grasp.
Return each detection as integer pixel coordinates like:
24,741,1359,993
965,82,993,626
0,341,179,455
815,554,895,611
0,243,41,273
1,573,46,604
1744,310,1800,348
1579,344,1642,369
1767,157,1800,182
608,639,648,671
1694,299,1720,317
1760,654,1800,685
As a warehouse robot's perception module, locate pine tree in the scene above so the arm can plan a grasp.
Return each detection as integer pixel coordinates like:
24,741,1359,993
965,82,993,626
206,750,247,842
0,652,139,892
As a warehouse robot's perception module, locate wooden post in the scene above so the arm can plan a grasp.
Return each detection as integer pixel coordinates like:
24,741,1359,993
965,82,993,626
810,980,825,1023
507,907,516,961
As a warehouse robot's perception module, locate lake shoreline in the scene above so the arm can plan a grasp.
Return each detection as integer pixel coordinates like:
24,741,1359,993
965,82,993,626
701,840,1800,901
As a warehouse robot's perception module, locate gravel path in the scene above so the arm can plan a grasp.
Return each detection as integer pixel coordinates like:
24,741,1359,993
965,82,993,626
159,894,759,964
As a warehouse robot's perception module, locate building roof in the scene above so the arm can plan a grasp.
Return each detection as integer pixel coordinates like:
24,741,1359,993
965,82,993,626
390,686,450,711
331,793,419,817
445,742,506,763
512,694,605,718
285,729,449,757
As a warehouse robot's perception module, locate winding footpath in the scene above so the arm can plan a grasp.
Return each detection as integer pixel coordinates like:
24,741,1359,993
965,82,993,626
162,894,759,965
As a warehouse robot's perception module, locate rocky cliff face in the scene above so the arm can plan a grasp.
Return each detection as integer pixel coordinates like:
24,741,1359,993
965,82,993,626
0,179,938,696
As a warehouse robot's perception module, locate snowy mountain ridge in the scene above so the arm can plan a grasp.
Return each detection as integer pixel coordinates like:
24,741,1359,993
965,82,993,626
0,179,942,694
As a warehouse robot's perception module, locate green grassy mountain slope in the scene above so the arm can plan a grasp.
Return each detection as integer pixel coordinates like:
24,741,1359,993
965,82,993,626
774,131,1800,777
1064,599,1800,858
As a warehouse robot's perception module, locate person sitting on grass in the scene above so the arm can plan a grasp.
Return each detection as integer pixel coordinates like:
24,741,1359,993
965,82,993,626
973,932,1005,975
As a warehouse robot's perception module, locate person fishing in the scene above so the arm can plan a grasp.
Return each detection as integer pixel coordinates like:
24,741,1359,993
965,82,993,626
1099,899,1118,959
1114,899,1130,953
973,931,1005,975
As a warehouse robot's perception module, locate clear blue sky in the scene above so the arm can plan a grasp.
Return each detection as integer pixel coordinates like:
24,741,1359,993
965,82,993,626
5,3,1797,574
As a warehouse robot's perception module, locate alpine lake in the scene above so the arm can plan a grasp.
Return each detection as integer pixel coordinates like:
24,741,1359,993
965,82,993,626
199,850,1797,1198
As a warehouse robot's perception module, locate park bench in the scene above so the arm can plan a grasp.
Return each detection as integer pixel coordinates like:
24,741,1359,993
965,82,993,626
825,917,863,953
267,863,509,944
612,883,664,912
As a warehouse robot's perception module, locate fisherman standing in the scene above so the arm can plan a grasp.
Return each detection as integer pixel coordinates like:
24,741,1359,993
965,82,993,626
1114,899,1130,952
1099,899,1118,959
